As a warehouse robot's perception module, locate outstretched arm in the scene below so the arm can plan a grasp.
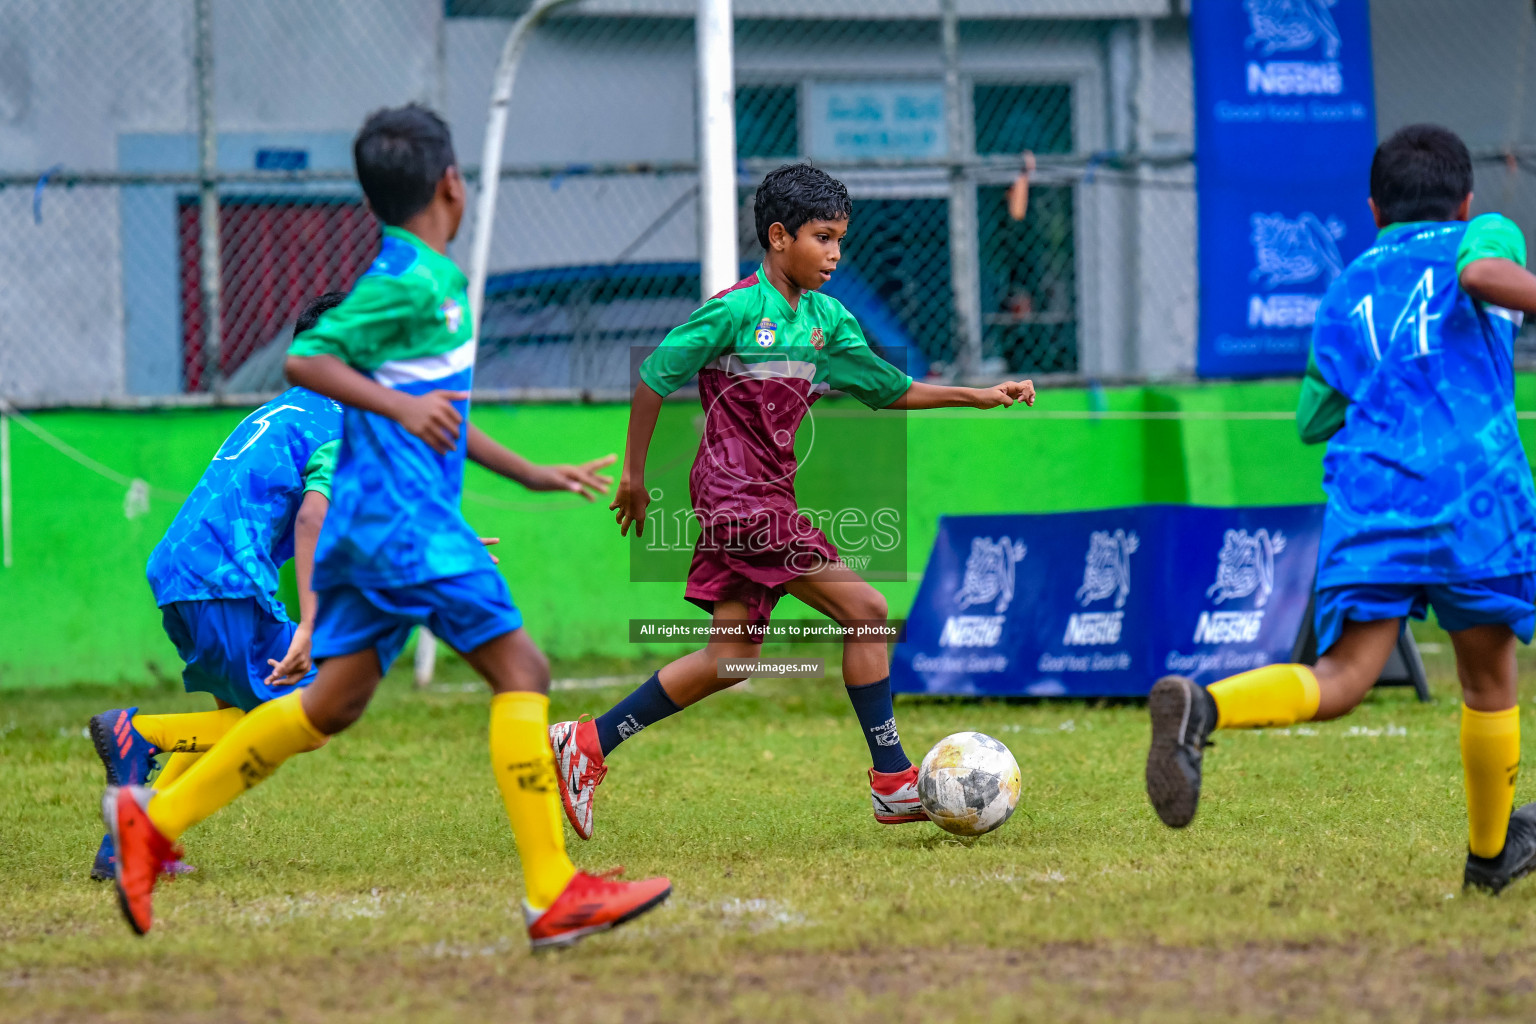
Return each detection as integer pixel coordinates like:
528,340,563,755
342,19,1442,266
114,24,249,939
887,379,1036,410
1460,258,1536,314
465,423,614,500
285,353,467,455
264,489,328,687
611,382,664,536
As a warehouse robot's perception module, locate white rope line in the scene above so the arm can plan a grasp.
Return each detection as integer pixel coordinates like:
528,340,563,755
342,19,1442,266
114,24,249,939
994,410,1296,420
10,397,1536,508
0,400,188,501
0,401,602,512
930,409,1536,420
461,489,594,512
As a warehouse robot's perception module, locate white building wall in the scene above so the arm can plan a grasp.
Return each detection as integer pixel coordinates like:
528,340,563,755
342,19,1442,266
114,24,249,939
0,0,1219,400
213,0,442,134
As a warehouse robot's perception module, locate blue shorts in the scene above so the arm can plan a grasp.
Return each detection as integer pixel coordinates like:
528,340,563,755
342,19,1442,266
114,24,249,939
311,568,523,673
160,598,318,712
1315,574,1536,655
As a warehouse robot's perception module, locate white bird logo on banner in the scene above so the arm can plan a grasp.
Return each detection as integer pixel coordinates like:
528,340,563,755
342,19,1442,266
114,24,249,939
1245,0,1342,59
1208,529,1288,608
955,537,1028,613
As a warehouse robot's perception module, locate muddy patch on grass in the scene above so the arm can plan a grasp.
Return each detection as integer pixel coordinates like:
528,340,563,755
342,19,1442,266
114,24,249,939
6,943,1536,1023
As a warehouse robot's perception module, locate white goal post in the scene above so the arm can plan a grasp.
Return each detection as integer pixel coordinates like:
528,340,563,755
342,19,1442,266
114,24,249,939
422,0,736,687
695,0,738,301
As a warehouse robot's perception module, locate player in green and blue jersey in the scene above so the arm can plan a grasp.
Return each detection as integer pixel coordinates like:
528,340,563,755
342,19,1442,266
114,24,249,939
100,104,671,947
1146,125,1536,893
86,292,344,882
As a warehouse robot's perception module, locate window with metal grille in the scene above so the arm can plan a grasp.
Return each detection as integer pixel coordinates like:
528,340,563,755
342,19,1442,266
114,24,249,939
179,197,379,391
977,183,1077,374
973,82,1074,156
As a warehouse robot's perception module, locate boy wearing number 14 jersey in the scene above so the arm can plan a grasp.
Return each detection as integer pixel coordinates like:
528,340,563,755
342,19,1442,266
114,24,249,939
551,164,1037,840
1146,124,1536,894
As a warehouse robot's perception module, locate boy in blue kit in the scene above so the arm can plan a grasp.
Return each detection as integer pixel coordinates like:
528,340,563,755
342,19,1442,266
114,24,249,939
87,292,345,881
101,104,671,948
1145,124,1536,893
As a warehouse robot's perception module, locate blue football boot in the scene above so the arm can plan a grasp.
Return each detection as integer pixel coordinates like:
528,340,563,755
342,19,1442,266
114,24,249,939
87,708,160,881
90,834,116,881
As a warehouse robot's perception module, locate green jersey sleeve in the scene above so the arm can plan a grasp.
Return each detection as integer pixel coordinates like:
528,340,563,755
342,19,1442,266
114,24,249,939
1456,213,1527,276
639,298,739,396
1296,349,1349,445
288,274,425,372
300,439,339,500
824,309,913,410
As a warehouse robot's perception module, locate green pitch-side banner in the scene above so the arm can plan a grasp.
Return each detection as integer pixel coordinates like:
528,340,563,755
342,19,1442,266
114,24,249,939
0,380,1370,688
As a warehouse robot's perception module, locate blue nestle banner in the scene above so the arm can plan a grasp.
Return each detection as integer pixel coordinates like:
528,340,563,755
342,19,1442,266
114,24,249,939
1193,0,1378,378
891,505,1324,698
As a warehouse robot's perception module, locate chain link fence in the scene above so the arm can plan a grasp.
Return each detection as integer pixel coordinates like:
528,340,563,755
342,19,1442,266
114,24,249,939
7,0,1536,407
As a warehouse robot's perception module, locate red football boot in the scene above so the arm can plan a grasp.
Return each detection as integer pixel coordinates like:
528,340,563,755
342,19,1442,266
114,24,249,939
870,765,928,824
524,868,672,949
101,785,180,935
550,717,607,840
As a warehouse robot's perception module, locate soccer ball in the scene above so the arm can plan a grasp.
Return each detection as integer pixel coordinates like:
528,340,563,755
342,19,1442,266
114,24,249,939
917,732,1022,836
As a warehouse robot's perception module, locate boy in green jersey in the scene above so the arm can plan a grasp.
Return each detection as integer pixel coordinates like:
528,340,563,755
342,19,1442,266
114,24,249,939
552,164,1036,839
103,104,670,948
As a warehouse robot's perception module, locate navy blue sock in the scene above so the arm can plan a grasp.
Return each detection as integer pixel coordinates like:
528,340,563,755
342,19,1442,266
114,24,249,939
845,677,911,774
595,672,682,756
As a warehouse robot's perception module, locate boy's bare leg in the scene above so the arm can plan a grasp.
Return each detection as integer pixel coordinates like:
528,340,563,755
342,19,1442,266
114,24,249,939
784,563,889,686
562,598,759,762
1451,624,1519,711
1309,618,1403,720
298,649,385,734
457,626,553,696
656,599,761,706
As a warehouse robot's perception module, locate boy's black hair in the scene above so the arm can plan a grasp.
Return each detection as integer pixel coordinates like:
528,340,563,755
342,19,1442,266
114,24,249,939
295,292,347,335
1370,124,1473,225
353,104,457,226
753,164,852,249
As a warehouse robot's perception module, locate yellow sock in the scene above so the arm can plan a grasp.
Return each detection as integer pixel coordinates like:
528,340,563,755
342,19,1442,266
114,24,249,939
133,707,245,752
489,692,576,910
152,751,202,788
147,691,325,840
1462,704,1520,859
1207,664,1320,730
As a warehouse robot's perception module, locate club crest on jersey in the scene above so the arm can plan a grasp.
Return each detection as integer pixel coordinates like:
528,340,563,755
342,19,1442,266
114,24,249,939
755,317,778,347
810,326,825,349
439,297,464,333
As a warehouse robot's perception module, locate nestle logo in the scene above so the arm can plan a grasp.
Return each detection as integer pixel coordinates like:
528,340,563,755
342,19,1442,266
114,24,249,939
1062,611,1124,646
1248,294,1321,329
940,615,1005,648
1246,61,1342,96
1193,610,1264,644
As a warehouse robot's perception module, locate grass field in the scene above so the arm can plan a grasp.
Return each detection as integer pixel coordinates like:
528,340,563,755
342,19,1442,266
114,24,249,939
6,634,1536,1023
